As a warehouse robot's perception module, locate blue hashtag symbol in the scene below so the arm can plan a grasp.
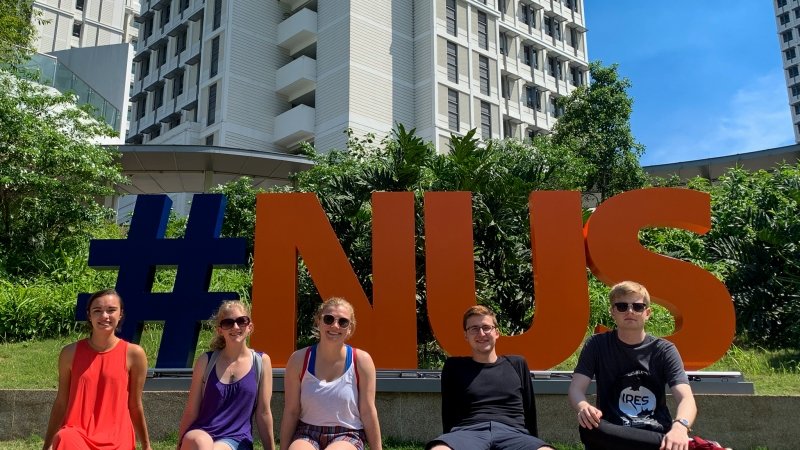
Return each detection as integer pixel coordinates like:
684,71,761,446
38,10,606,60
77,194,247,368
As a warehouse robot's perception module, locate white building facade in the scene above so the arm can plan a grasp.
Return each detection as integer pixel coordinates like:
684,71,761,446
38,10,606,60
127,0,588,153
776,0,800,142
33,0,140,53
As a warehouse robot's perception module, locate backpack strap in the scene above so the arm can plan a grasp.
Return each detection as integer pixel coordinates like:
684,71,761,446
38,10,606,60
201,350,220,401
251,349,263,416
300,345,313,382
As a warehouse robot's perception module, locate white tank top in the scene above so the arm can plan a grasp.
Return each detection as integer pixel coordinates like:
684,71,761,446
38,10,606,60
299,345,363,429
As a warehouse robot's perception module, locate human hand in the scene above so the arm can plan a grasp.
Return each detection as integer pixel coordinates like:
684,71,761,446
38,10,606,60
576,404,602,429
659,425,689,450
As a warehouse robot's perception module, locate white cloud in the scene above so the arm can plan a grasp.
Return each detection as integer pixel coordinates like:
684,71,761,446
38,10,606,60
643,71,795,165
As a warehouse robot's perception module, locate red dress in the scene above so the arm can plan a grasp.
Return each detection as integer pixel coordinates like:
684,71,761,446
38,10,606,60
54,339,135,450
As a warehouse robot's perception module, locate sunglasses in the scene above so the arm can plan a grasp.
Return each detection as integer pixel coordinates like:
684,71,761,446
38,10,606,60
322,314,351,328
219,316,251,330
613,302,648,313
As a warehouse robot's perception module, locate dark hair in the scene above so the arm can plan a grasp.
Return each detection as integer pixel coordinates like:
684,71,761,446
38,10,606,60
85,288,124,334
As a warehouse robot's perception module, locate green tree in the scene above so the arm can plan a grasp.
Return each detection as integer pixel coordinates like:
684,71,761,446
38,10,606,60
0,0,39,68
552,61,647,204
0,72,126,276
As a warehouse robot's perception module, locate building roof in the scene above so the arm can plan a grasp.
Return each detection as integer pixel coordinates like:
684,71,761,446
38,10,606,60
115,144,314,194
644,144,800,181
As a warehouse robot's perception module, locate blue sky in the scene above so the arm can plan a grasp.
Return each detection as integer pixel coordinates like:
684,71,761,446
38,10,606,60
583,1,794,166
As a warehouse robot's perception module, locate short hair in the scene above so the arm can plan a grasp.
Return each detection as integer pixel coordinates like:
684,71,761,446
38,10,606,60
462,305,498,331
609,281,651,306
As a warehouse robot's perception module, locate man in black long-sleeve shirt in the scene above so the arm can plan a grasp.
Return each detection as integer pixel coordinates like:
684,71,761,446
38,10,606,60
426,306,554,450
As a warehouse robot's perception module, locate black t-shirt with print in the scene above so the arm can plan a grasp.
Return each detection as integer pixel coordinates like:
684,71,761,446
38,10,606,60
574,330,689,431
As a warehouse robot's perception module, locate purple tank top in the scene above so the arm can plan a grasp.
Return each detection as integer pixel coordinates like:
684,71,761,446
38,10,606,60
188,353,258,444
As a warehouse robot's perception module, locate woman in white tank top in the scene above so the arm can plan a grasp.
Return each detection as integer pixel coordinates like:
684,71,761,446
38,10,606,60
280,297,383,450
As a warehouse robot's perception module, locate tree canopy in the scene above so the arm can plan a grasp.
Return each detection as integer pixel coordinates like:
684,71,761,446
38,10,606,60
0,0,38,67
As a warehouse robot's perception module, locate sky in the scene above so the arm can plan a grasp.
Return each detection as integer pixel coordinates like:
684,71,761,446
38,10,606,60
583,1,794,166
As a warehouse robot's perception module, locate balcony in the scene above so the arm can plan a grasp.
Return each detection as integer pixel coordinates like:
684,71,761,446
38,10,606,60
276,56,316,102
277,8,317,56
274,104,315,148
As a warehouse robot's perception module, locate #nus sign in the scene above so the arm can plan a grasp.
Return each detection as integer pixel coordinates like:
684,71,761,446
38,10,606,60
77,188,735,371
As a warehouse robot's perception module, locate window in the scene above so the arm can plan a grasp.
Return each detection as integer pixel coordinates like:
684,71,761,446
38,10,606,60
501,75,511,100
553,19,562,41
172,72,184,98
160,5,171,27
477,12,488,50
525,85,541,110
447,41,458,83
210,36,220,78
157,45,167,67
778,0,787,7
790,65,800,78
547,56,557,78
794,103,800,115
792,83,800,96
520,3,531,26
571,67,582,86
207,83,217,125
448,89,459,131
479,56,490,95
206,134,215,145
213,0,222,29
136,99,146,119
176,28,187,55
150,126,161,139
780,13,790,26
499,32,508,56
795,7,800,19
72,22,82,38
786,47,796,61
543,16,552,36
565,0,577,12
480,101,491,137
153,84,164,110
139,55,150,79
75,0,84,11
784,30,793,43
179,0,190,14
446,0,457,36
167,114,181,130
570,28,580,49
522,45,536,67
549,96,558,117
144,16,153,38
498,0,506,15
503,120,513,138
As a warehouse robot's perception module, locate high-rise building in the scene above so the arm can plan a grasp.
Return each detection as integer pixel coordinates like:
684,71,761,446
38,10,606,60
127,0,588,153
32,0,140,53
776,0,800,142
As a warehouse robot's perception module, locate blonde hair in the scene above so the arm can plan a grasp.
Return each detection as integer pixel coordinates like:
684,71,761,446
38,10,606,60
209,300,251,350
609,281,651,306
462,305,498,331
312,297,356,339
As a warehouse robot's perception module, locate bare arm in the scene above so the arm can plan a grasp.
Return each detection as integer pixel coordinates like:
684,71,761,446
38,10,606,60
255,353,275,450
279,350,304,449
568,373,602,429
42,343,75,450
357,350,382,450
127,343,152,450
176,353,209,449
659,383,697,450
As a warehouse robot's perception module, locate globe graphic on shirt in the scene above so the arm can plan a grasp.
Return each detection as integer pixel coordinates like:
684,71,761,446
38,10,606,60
618,385,656,418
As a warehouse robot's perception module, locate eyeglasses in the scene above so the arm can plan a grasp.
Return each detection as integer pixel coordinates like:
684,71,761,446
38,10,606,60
219,316,251,330
613,302,648,313
466,325,496,335
322,314,351,328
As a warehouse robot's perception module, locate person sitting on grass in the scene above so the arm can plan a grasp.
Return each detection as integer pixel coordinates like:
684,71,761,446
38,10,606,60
42,288,152,450
568,280,731,450
426,305,555,450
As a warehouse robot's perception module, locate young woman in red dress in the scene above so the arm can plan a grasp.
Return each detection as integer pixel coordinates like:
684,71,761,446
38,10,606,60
42,288,152,450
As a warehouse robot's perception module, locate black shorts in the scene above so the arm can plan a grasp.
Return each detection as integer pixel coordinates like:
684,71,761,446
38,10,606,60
426,421,550,450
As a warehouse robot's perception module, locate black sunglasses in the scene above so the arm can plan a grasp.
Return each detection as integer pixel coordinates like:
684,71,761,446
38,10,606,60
613,302,647,313
322,314,351,328
219,316,251,330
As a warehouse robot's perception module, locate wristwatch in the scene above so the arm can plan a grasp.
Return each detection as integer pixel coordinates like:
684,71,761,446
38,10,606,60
672,418,692,433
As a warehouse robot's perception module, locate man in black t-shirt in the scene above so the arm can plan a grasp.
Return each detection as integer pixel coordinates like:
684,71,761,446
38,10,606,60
426,305,554,450
568,281,698,450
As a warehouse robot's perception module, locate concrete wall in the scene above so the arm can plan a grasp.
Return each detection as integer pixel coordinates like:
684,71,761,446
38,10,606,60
1,390,795,449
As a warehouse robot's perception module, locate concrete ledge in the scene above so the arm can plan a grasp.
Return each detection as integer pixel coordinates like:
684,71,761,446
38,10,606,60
2,390,793,449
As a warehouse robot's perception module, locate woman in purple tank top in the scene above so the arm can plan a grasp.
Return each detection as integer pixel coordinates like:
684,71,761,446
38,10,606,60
280,297,383,450
177,300,275,450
